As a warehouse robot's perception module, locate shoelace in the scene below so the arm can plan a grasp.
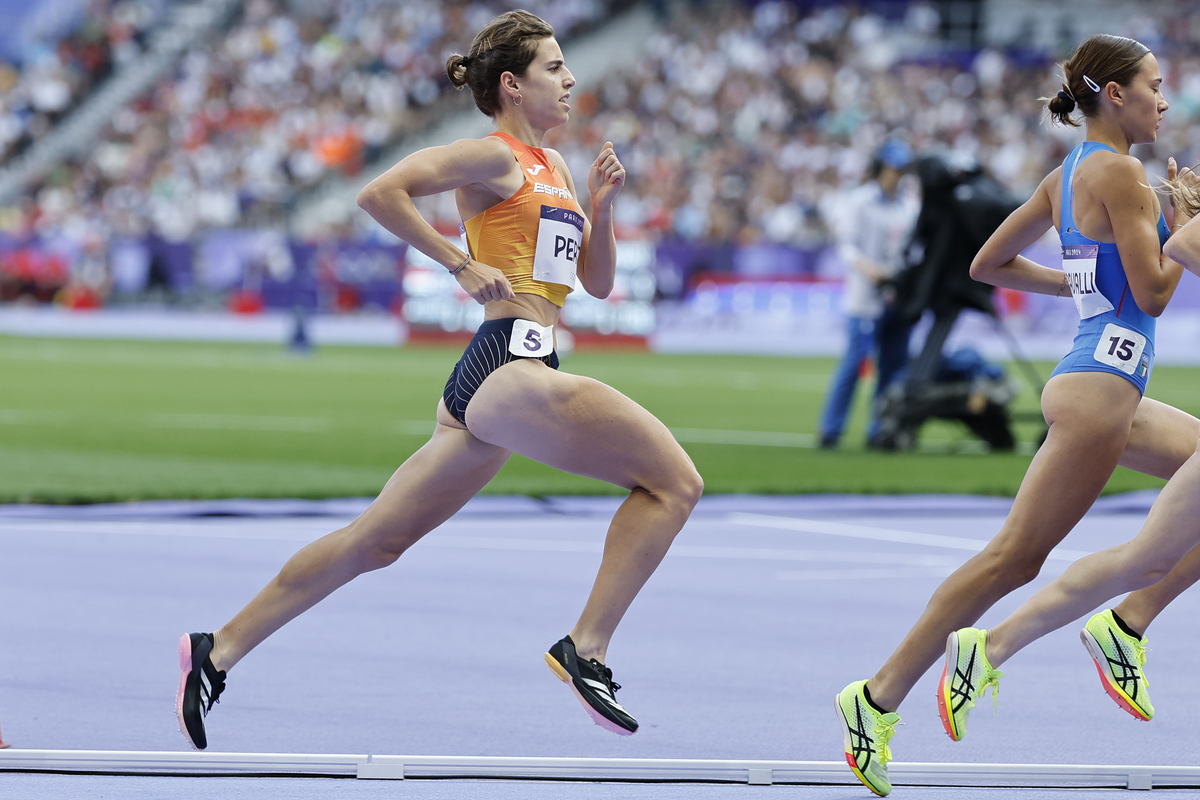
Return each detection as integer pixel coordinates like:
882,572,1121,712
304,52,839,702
202,667,227,713
1132,638,1151,686
875,716,903,763
981,669,1003,713
589,659,621,693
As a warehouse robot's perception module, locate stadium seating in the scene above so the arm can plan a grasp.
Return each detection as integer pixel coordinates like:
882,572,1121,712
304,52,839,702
1,0,1198,308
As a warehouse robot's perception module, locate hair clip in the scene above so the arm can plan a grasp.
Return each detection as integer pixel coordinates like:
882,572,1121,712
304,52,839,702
1083,74,1101,92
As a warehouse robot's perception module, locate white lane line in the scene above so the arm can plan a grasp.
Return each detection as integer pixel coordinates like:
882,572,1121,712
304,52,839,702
776,566,958,581
669,428,817,448
0,521,956,566
433,536,958,566
668,428,1036,453
429,536,599,554
668,543,956,566
1,748,1195,785
148,413,331,432
0,520,325,541
727,512,1090,562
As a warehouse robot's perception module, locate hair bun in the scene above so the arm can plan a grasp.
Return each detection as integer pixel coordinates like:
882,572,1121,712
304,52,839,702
446,53,469,89
1056,89,1077,112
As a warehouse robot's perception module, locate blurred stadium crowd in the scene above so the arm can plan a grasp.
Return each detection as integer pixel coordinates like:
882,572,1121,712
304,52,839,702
545,0,1200,249
2,0,1200,309
0,0,163,167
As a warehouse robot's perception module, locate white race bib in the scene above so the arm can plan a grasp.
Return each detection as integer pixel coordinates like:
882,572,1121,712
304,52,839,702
533,205,583,289
1062,244,1113,319
1093,323,1148,376
509,319,554,358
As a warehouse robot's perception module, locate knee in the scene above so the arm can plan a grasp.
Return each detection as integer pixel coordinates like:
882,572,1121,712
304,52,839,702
1122,547,1177,591
657,460,704,518
677,464,705,511
979,545,1046,591
343,518,417,572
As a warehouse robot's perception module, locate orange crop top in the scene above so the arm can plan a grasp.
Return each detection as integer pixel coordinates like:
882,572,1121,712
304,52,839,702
461,131,585,308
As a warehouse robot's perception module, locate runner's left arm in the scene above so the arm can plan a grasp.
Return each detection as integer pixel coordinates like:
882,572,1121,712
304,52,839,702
1163,165,1200,275
553,143,624,299
1104,155,1183,317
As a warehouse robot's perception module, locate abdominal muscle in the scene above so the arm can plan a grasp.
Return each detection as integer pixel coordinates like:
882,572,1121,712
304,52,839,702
484,291,562,329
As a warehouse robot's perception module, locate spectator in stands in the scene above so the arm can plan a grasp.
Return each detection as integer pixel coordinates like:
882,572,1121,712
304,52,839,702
816,139,919,449
7,0,1200,291
0,0,152,165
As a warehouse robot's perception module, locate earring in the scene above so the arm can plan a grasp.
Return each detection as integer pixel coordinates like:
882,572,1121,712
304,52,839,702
514,93,522,106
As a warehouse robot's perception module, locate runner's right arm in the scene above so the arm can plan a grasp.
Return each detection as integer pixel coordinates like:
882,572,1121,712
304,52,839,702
358,138,516,303
969,170,1064,295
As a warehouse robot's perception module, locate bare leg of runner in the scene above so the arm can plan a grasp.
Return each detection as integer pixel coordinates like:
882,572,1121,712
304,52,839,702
1111,399,1200,634
985,442,1200,664
210,355,703,674
869,388,1199,711
1114,543,1200,633
864,373,1140,711
466,359,704,664
209,401,512,671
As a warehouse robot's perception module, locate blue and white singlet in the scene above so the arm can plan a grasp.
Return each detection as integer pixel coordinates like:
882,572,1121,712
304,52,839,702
1049,141,1170,394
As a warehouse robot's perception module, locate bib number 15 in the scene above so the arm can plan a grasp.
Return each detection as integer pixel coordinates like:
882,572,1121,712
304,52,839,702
1093,323,1147,376
1106,336,1135,361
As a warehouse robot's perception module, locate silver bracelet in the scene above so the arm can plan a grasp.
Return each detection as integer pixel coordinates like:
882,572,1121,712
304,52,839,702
449,253,471,275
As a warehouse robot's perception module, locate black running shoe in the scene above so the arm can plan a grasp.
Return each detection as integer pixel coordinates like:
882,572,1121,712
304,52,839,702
544,635,638,735
176,632,226,750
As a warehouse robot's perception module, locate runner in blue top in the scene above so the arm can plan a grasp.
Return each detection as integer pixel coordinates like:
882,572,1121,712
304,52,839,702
1050,139,1170,394
835,34,1200,796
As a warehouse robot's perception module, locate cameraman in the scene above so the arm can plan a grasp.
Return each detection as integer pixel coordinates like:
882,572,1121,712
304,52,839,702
817,139,919,449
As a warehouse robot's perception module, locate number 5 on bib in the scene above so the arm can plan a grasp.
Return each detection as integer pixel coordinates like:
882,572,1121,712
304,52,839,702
509,319,555,358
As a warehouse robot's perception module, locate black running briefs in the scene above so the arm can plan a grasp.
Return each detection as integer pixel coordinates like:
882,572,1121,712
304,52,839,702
442,318,559,424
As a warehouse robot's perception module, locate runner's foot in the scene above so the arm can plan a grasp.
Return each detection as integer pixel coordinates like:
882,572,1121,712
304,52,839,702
1081,609,1153,721
835,680,901,797
938,627,1002,741
545,635,637,735
176,632,226,750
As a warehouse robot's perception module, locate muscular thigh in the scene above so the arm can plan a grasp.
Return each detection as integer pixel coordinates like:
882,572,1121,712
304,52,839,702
1120,396,1200,479
346,399,509,552
986,373,1141,560
465,359,696,492
1040,371,1141,437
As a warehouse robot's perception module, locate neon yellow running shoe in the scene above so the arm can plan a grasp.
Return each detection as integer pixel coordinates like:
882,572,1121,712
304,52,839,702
835,680,901,797
1081,610,1153,721
937,627,1002,742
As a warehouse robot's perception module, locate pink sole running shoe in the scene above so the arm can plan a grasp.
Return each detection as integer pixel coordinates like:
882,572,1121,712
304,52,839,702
545,635,637,735
1081,610,1153,721
176,632,226,750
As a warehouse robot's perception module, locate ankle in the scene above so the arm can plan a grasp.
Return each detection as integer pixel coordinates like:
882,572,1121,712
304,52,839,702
863,680,898,714
209,629,232,673
983,628,1006,669
1110,609,1144,640
567,630,607,664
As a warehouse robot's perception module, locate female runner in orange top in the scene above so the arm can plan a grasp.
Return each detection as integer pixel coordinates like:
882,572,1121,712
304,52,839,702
176,9,703,750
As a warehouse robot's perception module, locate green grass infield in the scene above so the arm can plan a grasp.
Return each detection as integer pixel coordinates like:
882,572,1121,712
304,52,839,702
0,335,1190,503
